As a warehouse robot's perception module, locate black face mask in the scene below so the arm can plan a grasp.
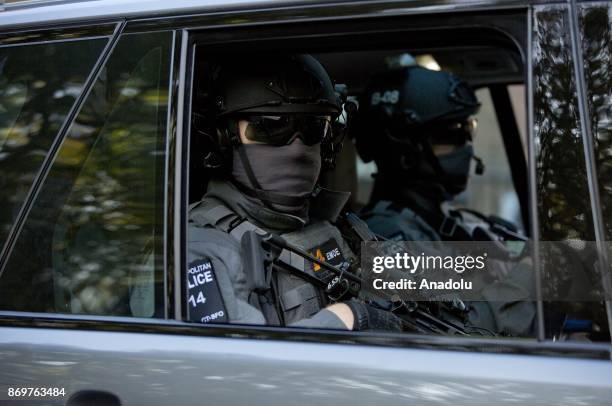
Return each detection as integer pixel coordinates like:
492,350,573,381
436,143,474,195
232,139,321,212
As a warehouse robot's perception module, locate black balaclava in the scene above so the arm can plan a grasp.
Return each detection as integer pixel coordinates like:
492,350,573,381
231,139,322,214
436,142,475,195
355,66,481,208
371,134,475,211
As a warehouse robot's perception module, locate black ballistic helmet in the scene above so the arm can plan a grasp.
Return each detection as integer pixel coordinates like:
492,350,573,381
200,54,343,170
213,54,342,117
354,66,480,195
199,54,343,210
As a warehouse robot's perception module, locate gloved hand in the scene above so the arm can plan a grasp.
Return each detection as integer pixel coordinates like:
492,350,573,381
345,299,403,332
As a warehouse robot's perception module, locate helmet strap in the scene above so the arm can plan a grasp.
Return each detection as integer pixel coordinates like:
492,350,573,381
199,128,226,170
322,102,355,169
321,124,342,169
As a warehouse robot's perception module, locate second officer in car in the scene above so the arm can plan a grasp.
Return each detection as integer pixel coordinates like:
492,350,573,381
353,65,536,336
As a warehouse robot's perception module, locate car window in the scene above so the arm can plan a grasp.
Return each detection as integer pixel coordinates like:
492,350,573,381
0,38,108,252
181,6,612,343
533,4,612,341
188,27,542,337
0,31,172,316
579,3,612,239
533,5,595,241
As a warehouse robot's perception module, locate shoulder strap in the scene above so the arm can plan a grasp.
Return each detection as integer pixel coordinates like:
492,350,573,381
343,212,378,242
451,208,527,242
195,203,311,272
433,212,473,241
191,202,284,325
360,199,473,241
190,201,267,241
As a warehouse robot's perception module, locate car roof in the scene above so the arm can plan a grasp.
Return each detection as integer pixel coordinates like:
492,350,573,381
1,0,558,32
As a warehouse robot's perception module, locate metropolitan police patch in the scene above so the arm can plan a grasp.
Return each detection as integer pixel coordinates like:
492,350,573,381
186,258,228,324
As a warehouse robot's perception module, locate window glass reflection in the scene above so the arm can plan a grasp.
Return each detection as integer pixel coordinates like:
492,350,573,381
534,6,610,340
0,39,107,251
0,32,171,316
533,6,595,241
580,4,612,239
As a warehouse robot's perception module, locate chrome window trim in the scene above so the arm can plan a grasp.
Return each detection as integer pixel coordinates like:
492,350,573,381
0,0,553,32
0,34,110,49
124,2,530,34
164,30,179,320
527,5,546,342
0,310,610,359
0,23,116,45
173,29,191,322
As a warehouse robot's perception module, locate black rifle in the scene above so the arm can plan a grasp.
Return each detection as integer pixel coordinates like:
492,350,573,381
242,230,481,336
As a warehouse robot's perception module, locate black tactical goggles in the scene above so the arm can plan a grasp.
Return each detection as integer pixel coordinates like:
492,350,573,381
243,115,331,146
428,117,478,145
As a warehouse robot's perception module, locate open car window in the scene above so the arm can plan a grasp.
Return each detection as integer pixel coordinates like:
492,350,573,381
185,15,549,340
183,5,612,343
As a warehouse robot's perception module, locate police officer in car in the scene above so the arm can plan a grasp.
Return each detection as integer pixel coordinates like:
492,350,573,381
187,54,401,331
353,65,535,336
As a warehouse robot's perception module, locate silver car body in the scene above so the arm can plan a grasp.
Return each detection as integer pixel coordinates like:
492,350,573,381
1,0,611,405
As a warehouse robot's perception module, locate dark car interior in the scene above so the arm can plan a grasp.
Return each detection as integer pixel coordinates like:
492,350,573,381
189,9,529,229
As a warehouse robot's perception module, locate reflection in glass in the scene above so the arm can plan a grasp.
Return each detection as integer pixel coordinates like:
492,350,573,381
533,6,595,242
580,4,612,240
0,32,171,316
534,6,610,341
0,39,107,250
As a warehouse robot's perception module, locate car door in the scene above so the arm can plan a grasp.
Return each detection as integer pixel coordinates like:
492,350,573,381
1,2,612,406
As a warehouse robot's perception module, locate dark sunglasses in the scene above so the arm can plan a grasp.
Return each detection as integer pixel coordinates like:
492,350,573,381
243,115,331,146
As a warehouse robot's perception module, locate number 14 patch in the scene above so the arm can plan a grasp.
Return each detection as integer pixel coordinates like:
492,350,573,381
186,259,228,324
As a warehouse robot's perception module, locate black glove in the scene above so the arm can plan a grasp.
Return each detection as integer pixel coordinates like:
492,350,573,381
345,299,403,332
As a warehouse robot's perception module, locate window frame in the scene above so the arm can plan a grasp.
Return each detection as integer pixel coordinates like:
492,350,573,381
0,0,609,357
0,23,117,48
177,5,547,348
169,2,612,352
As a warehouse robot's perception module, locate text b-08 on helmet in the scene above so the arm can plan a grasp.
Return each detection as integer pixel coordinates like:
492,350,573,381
354,66,480,163
363,66,479,126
